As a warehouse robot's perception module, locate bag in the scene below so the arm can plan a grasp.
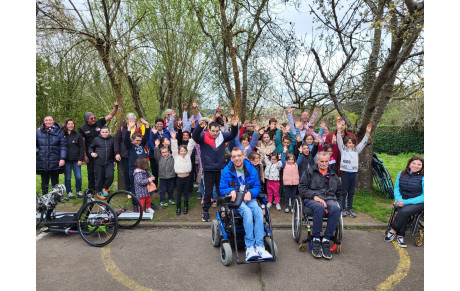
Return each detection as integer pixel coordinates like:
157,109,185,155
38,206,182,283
147,181,156,192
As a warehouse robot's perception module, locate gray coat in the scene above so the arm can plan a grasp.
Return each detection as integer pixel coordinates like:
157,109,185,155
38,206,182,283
154,147,176,179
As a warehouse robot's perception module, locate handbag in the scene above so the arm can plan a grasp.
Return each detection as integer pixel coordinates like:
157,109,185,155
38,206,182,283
147,181,156,192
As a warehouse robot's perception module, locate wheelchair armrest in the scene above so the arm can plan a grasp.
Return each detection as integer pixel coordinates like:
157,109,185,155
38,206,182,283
256,193,267,204
228,192,244,209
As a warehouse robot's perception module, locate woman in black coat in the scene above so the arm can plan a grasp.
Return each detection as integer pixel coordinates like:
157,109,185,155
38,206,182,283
36,115,67,195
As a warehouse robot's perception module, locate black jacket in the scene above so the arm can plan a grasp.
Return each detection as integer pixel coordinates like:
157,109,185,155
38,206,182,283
36,123,67,173
78,117,106,152
298,164,342,204
65,130,85,162
295,141,318,178
88,135,115,166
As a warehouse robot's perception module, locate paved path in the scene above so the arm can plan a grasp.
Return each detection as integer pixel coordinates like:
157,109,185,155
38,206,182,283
36,228,423,290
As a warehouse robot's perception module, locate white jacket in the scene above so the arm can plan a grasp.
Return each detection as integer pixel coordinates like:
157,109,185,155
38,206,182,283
264,155,282,181
171,139,196,174
337,131,369,172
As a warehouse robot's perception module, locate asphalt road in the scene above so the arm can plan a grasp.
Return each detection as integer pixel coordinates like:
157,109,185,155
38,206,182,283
36,228,423,291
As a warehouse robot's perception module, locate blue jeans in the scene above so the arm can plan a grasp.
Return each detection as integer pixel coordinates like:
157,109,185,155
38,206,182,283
341,172,358,210
304,199,341,240
64,161,82,193
237,199,264,248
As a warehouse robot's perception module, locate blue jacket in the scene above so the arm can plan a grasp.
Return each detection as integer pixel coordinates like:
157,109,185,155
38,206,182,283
192,124,238,171
36,122,67,173
147,128,171,158
124,128,150,169
219,159,261,199
394,171,424,205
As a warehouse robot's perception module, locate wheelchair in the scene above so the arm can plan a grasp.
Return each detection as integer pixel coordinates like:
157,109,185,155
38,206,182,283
386,205,424,247
291,196,343,253
210,192,278,266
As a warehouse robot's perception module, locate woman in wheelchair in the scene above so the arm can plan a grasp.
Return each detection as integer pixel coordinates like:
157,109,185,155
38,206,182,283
384,156,424,248
220,147,273,261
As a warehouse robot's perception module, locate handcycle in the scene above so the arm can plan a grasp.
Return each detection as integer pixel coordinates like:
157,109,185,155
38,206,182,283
211,192,278,266
292,196,343,254
386,205,424,247
36,185,119,247
372,153,394,199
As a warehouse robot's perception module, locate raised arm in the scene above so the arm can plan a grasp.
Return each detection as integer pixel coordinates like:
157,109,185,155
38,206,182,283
105,101,119,122
355,124,371,154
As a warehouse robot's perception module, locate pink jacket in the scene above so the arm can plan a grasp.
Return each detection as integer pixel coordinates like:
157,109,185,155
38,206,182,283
283,163,299,185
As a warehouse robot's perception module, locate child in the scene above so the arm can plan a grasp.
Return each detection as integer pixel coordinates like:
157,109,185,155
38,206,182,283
295,136,319,177
256,132,275,165
274,124,296,154
303,134,316,151
154,139,176,206
124,118,150,194
337,123,372,218
133,158,155,214
234,122,260,157
88,126,115,200
248,152,264,191
281,151,300,213
170,131,196,215
264,152,283,210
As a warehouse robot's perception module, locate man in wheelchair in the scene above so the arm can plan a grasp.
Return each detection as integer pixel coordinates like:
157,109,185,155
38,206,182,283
298,151,342,260
219,147,273,261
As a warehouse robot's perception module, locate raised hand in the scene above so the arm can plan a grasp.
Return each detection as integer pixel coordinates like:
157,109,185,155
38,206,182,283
192,100,198,108
154,139,160,147
283,145,288,153
332,134,337,144
315,136,322,144
309,117,315,127
313,107,319,115
199,120,207,128
191,118,196,128
151,127,158,135
296,136,302,143
114,101,119,107
366,123,372,134
286,106,292,114
127,119,136,131
170,131,176,140
232,115,239,126
295,121,302,129
284,124,290,133
229,107,234,116
171,110,177,116
183,103,188,111
140,117,149,127
320,121,326,128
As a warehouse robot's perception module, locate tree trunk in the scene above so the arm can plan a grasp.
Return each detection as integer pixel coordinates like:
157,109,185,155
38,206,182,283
357,142,374,192
117,166,126,190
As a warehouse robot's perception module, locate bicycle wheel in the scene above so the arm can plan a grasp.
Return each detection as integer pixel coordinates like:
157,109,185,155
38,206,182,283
382,167,394,199
76,200,118,247
106,190,143,229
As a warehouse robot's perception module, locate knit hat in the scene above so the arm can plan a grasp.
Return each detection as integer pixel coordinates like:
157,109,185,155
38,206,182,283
84,112,95,123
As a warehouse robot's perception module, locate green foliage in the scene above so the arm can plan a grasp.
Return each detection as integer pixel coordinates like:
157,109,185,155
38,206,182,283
373,125,424,155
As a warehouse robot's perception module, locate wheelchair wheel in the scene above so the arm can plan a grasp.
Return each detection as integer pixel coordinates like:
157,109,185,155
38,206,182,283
292,197,302,243
106,190,143,229
220,242,233,266
415,230,423,247
77,200,118,247
382,167,394,199
264,236,278,258
211,220,221,247
36,193,44,227
372,167,385,194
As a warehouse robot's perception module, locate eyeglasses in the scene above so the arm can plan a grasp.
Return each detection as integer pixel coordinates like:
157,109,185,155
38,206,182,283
89,117,96,120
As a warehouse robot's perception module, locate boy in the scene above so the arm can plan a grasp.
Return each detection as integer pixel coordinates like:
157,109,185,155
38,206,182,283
154,139,176,206
88,126,115,199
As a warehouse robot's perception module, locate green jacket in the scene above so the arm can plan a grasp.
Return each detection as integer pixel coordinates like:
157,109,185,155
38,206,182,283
274,129,296,154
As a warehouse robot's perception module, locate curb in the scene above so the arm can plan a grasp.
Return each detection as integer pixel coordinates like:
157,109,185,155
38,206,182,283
135,221,387,230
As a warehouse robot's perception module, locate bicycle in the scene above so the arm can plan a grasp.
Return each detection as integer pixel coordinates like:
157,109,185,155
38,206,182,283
372,153,394,199
36,185,119,247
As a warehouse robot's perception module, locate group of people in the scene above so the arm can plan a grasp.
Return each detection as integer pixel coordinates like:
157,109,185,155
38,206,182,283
36,101,424,261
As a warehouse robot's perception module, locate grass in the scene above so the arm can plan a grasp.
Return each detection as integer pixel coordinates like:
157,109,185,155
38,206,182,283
353,152,424,222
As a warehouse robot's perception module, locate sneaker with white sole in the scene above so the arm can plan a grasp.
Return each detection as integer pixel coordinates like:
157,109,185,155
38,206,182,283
160,201,168,207
146,208,155,214
396,236,407,248
384,231,396,242
284,206,290,213
276,203,281,211
169,199,176,205
245,246,259,261
311,239,323,258
347,209,357,218
202,212,209,222
341,210,347,217
67,192,75,199
321,240,332,260
267,202,272,208
76,191,83,198
255,245,273,260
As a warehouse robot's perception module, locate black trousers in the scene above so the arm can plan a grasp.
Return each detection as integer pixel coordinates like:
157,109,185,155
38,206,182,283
391,203,424,237
176,175,191,206
94,163,114,192
40,172,60,195
203,171,221,212
87,155,96,190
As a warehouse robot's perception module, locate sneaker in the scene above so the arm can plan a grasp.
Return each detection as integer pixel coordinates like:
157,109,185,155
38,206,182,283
347,209,357,218
255,245,273,260
321,240,332,260
193,182,199,188
202,212,209,222
150,204,159,210
102,188,109,197
76,191,83,198
169,199,176,205
311,239,323,258
96,192,106,200
212,201,217,208
245,246,259,261
197,195,202,200
146,208,155,214
284,206,290,213
341,210,347,217
67,192,75,199
267,202,272,208
396,236,407,248
384,231,396,242
291,207,294,213
276,203,281,211
160,201,168,207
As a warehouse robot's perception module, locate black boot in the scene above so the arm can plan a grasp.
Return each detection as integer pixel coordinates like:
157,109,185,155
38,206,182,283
183,201,189,215
176,203,181,215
